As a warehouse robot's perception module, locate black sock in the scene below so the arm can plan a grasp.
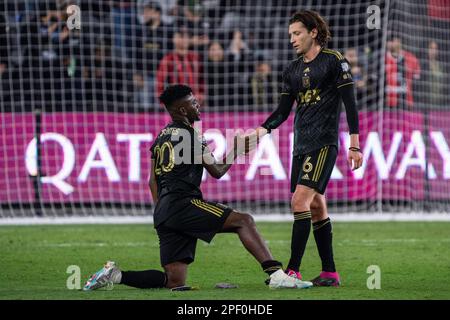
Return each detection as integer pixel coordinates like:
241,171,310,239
120,270,167,289
313,217,336,272
287,211,311,271
261,260,283,275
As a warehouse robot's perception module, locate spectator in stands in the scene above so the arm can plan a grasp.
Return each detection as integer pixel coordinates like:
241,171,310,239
344,48,368,105
227,30,251,62
217,0,246,31
156,27,205,106
169,0,211,53
83,41,132,110
142,0,176,24
0,12,7,78
385,34,421,108
204,41,237,109
37,8,66,102
80,0,111,20
133,1,174,109
3,0,28,66
249,58,277,108
111,0,135,59
422,40,448,108
0,12,11,109
226,29,255,106
26,5,82,111
428,0,450,59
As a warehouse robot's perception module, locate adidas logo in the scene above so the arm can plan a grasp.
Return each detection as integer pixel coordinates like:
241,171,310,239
302,174,310,180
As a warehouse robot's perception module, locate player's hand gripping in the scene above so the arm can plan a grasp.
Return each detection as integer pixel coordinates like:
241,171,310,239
236,127,269,155
234,133,257,155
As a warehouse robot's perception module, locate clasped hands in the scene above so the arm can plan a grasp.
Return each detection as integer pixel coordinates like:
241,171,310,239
233,127,268,156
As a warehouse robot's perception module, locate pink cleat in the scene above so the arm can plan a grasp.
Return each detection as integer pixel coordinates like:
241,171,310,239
285,269,303,280
311,271,341,287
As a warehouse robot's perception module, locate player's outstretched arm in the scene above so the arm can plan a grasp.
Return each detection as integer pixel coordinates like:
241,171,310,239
260,94,295,133
202,134,255,179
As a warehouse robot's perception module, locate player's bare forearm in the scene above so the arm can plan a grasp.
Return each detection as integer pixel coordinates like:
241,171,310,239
149,179,158,204
350,134,360,148
203,134,257,179
149,160,158,204
203,149,238,179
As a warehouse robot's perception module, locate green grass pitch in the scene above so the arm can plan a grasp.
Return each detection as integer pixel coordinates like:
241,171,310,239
0,222,449,300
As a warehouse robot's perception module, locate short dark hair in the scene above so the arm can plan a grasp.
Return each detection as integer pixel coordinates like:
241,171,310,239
143,1,162,12
289,10,331,47
159,84,192,110
387,32,402,42
174,24,192,37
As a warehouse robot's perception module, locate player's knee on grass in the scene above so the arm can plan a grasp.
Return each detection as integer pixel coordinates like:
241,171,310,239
166,275,185,288
164,262,187,288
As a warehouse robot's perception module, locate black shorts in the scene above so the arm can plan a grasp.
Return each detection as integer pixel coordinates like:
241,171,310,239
291,145,337,194
155,197,232,267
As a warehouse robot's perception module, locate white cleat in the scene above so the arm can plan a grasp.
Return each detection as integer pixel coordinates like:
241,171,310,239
83,261,122,291
268,269,313,289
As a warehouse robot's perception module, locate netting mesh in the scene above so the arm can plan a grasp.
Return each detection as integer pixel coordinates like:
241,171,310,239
1,0,450,218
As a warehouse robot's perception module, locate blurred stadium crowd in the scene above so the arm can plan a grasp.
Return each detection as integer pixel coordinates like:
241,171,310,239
0,0,449,112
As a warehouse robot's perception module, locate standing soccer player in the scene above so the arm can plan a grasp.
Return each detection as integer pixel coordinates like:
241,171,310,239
255,10,363,286
83,84,313,291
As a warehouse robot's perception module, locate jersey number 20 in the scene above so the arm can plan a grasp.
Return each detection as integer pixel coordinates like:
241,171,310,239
153,141,175,175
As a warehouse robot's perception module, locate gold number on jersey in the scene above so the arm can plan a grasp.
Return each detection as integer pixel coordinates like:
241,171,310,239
303,156,313,173
154,141,175,175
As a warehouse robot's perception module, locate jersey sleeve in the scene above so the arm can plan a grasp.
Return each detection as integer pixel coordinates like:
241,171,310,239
261,64,296,131
280,63,295,98
331,52,359,134
333,53,354,89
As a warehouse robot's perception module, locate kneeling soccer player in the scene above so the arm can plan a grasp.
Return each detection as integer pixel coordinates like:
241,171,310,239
83,84,313,291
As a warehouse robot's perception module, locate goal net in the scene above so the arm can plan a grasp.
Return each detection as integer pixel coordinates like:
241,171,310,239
1,0,449,219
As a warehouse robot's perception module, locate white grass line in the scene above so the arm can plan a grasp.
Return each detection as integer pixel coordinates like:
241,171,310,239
1,213,450,225
36,241,158,248
0,216,154,225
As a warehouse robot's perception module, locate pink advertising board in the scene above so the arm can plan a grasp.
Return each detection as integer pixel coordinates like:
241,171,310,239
1,111,449,203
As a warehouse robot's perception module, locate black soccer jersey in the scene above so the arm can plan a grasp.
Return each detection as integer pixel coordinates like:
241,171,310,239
150,121,206,200
268,48,354,155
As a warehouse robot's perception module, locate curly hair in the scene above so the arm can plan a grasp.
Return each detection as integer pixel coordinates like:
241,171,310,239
289,10,331,48
159,84,193,110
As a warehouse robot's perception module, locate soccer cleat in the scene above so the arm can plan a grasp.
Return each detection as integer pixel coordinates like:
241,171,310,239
83,261,122,291
268,269,313,289
310,271,341,287
285,269,302,280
